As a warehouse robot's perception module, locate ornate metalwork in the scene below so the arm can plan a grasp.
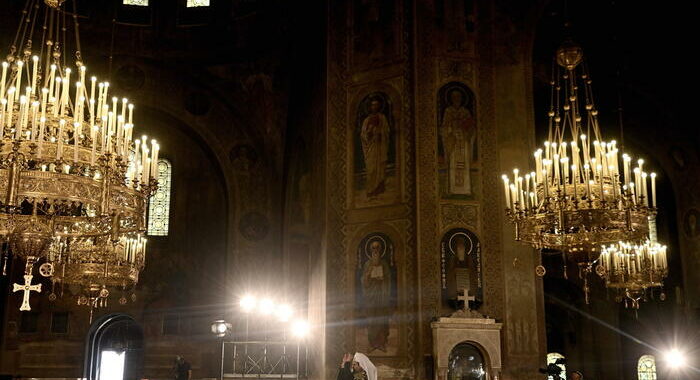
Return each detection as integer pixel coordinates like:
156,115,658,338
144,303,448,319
501,42,657,260
598,239,668,309
1,0,160,313
501,41,661,305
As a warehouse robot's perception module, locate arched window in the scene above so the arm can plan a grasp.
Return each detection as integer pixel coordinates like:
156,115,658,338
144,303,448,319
147,159,172,236
637,355,657,380
546,353,566,380
123,0,149,6
187,0,210,7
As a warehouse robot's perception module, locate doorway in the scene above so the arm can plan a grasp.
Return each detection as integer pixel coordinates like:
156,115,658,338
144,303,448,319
83,313,144,380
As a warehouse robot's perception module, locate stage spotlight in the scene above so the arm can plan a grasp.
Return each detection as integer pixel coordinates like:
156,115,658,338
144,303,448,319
664,348,687,369
291,319,310,338
210,320,231,337
278,304,294,322
259,298,274,315
240,295,257,312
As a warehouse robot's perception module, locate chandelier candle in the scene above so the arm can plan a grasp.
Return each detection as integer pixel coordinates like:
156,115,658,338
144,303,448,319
0,67,159,185
0,0,161,314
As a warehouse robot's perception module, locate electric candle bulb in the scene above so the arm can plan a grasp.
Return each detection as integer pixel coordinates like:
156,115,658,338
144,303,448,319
641,172,649,206
1,62,8,97
650,173,657,207
502,175,511,208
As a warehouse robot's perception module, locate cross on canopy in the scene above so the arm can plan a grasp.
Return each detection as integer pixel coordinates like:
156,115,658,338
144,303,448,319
457,288,475,311
13,274,42,311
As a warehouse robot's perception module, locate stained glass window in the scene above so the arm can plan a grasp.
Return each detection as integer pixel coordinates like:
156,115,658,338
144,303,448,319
123,0,149,6
546,353,567,380
638,355,657,380
187,0,210,7
148,159,172,236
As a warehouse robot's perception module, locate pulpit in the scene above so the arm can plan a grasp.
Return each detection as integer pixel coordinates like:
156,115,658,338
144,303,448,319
431,307,502,380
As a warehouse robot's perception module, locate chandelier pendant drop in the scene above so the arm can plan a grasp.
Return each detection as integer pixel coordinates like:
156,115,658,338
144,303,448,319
0,0,160,313
501,40,668,305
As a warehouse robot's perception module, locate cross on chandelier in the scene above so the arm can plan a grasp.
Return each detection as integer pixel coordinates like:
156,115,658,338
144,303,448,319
13,275,42,311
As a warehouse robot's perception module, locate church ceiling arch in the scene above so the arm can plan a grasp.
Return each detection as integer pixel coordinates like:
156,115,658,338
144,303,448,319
104,58,283,219
109,56,272,161
103,58,289,296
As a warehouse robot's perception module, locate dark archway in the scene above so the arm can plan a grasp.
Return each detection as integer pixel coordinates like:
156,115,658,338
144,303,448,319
447,342,487,380
84,313,144,380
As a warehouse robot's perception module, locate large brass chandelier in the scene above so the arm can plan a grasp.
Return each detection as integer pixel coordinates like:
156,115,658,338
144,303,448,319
501,40,663,300
0,0,159,313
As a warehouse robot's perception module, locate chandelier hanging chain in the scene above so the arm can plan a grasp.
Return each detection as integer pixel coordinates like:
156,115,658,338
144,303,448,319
38,5,49,71
61,2,67,67
71,0,82,65
5,0,109,139
25,1,42,54
108,10,117,80
547,60,555,144
9,0,33,58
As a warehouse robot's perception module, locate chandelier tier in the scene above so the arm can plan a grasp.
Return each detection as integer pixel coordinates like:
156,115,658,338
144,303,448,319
598,217,668,309
501,41,657,260
0,0,159,312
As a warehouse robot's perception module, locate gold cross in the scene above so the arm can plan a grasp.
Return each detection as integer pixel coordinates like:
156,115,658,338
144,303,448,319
13,274,42,311
457,288,475,311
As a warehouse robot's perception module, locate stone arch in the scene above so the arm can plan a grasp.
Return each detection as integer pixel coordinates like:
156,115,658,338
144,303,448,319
107,56,283,286
447,341,490,379
434,338,501,380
